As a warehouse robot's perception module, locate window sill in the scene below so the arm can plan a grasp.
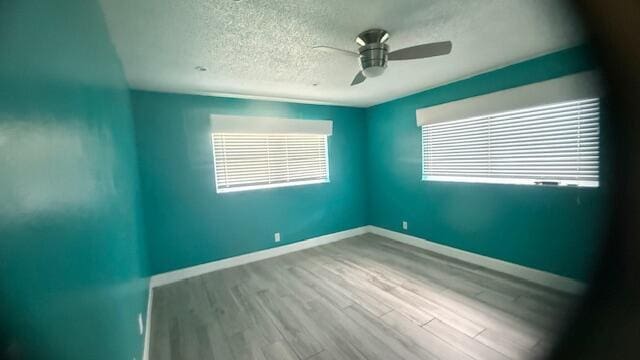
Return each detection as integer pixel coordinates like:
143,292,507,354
216,179,330,193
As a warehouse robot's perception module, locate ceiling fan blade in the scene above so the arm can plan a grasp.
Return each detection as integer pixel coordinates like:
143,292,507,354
313,46,359,57
351,71,366,86
388,41,452,61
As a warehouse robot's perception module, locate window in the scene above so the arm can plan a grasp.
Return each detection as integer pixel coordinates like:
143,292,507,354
210,115,332,193
421,98,600,187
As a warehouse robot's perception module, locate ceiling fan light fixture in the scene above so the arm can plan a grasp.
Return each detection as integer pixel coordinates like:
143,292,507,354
362,65,385,78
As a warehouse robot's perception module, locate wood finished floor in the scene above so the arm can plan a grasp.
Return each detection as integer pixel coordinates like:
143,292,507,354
149,234,579,360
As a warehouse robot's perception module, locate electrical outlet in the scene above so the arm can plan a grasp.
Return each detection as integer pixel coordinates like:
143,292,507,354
402,221,408,230
274,232,281,242
138,313,144,335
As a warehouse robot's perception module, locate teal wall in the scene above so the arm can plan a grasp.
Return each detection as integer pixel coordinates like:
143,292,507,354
131,91,368,274
0,1,606,357
366,46,607,281
0,1,148,359
132,47,606,282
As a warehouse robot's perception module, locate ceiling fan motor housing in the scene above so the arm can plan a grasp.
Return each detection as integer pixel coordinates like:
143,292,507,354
359,43,388,77
356,29,390,78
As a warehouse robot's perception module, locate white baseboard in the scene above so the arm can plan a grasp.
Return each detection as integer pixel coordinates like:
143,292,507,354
366,225,586,294
141,223,585,359
148,224,586,293
142,284,153,360
149,226,369,288
143,226,365,360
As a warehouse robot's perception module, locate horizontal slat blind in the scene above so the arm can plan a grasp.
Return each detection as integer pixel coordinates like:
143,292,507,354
422,98,600,187
212,133,329,192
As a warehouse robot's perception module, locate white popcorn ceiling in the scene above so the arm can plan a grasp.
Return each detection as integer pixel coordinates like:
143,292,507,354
98,0,585,107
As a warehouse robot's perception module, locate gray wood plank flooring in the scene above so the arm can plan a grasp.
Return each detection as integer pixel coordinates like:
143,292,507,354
149,234,579,360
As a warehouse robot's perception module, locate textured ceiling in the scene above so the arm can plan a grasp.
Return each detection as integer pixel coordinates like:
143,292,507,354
99,0,585,107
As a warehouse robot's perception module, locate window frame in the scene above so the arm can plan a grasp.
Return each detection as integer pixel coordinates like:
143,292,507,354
420,98,600,188
211,132,330,194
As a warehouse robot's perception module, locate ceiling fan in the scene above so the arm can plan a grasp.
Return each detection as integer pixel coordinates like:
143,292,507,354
314,29,452,86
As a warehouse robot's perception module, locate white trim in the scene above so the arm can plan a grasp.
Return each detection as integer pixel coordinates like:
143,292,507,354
142,285,153,360
366,225,586,294
142,224,586,358
217,179,329,194
149,226,368,288
416,71,602,127
148,225,586,293
423,175,599,188
210,114,333,135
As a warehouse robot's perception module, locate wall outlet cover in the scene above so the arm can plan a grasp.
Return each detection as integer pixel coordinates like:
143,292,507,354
274,232,281,242
402,221,408,230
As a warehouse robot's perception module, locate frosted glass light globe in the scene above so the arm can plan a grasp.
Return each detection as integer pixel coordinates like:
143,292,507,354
362,66,385,78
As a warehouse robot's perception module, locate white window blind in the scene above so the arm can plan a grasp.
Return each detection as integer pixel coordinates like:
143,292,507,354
212,133,329,193
422,98,600,187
